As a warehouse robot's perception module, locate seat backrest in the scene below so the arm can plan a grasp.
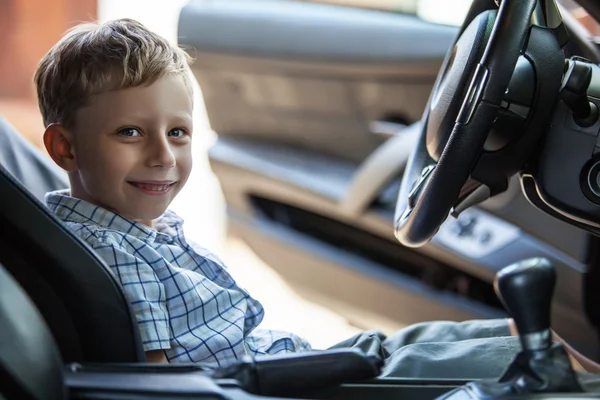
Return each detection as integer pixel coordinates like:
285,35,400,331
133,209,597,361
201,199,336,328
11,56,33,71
0,262,65,400
0,117,68,202
0,118,145,363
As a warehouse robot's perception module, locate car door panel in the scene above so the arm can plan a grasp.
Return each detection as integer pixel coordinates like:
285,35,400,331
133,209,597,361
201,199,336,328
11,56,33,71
179,0,455,162
179,0,598,356
208,135,596,351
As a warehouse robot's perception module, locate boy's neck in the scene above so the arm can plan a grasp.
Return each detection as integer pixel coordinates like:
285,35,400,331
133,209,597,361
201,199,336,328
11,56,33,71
68,179,155,229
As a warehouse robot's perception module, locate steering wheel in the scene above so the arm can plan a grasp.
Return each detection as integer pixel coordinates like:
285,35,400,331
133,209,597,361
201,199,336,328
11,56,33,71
394,0,538,248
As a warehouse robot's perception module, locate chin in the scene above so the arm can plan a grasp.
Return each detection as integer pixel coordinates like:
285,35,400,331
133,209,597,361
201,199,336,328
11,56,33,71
126,204,168,222
138,210,168,221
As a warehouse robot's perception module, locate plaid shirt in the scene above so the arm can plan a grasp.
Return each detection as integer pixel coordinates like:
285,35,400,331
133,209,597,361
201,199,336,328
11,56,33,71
46,190,311,366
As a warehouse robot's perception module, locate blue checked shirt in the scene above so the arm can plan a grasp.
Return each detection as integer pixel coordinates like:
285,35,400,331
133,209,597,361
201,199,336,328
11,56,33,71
46,190,311,366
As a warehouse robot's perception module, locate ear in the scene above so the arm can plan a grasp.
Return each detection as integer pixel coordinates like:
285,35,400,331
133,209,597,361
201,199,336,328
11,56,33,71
43,124,78,172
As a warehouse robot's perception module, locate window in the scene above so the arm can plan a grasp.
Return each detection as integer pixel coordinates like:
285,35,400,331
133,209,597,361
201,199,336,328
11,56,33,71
301,0,600,33
300,0,472,25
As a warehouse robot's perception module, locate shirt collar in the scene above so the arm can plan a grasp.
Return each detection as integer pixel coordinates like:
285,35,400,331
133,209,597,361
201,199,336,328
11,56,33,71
45,189,184,242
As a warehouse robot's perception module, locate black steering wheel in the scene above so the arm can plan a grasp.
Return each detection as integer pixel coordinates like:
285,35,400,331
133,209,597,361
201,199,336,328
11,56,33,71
394,0,539,248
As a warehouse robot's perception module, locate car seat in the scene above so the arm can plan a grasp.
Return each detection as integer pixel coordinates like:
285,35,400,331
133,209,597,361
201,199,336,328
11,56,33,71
0,261,65,400
0,261,239,400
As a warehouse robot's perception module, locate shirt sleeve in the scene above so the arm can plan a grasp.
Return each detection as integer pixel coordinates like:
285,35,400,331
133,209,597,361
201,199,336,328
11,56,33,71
245,329,312,355
92,241,172,352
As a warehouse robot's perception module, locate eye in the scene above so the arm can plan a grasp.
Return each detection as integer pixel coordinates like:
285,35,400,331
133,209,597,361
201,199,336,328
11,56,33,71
118,127,141,137
168,128,187,138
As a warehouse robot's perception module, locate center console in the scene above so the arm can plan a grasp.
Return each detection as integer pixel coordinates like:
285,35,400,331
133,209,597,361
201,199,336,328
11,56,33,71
2,258,598,400
60,259,593,400
63,367,467,400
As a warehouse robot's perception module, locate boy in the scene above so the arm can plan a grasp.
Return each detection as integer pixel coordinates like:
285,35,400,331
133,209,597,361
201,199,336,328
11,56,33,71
37,18,311,366
35,18,596,378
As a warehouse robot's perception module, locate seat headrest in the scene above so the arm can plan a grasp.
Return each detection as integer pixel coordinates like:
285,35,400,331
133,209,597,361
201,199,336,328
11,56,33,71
0,117,68,201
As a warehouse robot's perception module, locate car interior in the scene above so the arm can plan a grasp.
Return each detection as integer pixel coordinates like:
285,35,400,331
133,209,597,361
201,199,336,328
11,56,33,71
4,0,600,399
177,0,600,357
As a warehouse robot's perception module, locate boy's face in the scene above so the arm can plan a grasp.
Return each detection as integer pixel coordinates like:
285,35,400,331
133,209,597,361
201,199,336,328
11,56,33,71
67,74,193,226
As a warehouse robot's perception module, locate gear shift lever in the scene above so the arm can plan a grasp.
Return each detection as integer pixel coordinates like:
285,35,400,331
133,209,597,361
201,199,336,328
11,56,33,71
494,258,555,352
436,258,582,399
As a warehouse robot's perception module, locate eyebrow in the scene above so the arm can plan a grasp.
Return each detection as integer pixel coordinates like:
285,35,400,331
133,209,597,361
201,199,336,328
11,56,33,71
110,114,193,127
170,115,194,125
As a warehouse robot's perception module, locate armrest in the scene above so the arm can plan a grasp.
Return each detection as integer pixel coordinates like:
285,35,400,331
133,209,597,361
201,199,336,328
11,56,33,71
64,360,472,400
212,348,383,397
67,349,382,398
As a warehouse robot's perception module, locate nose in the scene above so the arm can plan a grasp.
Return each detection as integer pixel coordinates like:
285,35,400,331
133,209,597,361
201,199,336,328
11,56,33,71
146,135,176,169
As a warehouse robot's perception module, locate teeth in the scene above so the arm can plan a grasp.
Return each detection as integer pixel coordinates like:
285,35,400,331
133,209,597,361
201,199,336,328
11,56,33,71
136,183,171,191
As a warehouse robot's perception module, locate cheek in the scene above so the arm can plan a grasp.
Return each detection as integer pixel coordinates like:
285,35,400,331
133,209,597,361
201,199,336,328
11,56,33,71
177,146,193,180
76,141,133,183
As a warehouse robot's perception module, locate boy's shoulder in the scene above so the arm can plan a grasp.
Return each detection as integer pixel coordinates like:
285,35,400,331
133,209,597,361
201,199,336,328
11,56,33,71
55,211,146,259
45,190,155,251
59,217,124,248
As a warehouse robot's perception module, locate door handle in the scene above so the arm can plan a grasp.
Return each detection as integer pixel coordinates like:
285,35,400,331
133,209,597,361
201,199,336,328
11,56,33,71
369,120,408,139
340,122,421,217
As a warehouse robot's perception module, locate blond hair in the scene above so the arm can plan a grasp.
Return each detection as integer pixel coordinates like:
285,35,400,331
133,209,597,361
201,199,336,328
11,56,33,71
35,18,193,128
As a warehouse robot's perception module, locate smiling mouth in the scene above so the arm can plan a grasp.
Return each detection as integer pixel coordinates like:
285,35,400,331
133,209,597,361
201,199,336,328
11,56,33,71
128,181,177,195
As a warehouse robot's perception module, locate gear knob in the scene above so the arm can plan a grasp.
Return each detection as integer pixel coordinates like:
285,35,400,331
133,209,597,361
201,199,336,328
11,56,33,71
494,258,556,351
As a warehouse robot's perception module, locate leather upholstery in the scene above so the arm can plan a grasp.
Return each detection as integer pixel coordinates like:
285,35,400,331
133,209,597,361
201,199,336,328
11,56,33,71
0,262,66,400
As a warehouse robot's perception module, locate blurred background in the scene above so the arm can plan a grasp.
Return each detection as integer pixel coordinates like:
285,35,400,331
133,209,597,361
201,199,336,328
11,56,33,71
2,0,600,351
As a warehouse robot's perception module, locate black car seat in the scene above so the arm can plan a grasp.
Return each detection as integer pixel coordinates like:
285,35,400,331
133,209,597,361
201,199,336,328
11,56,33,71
0,261,66,400
0,117,145,363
